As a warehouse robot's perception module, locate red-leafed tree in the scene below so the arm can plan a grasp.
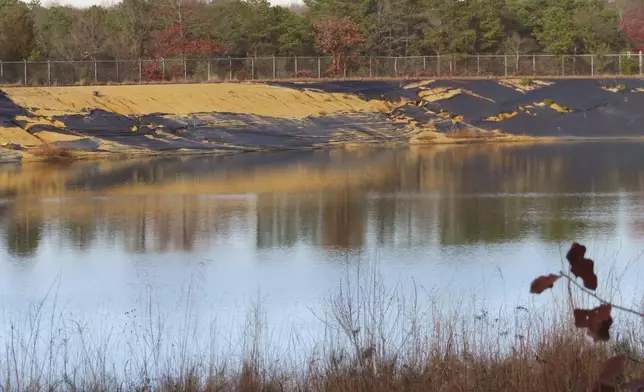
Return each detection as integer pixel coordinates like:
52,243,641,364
154,24,223,58
620,8,644,51
313,16,364,76
152,0,223,59
143,0,223,81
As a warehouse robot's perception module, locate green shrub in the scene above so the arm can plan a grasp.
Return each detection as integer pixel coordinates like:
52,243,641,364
620,55,638,75
80,66,89,81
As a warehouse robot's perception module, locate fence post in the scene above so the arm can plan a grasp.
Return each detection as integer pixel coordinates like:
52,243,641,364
394,57,398,77
618,54,622,76
437,54,441,77
562,57,565,76
318,57,321,79
139,60,142,84
251,57,255,79
591,55,594,77
228,58,232,81
477,54,480,76
23,60,27,85
504,54,508,77
94,60,98,83
116,60,119,83
0,61,3,84
272,55,276,79
294,56,298,75
532,55,536,76
48,60,51,85
423,56,426,70
640,51,642,76
207,59,210,81
184,59,187,80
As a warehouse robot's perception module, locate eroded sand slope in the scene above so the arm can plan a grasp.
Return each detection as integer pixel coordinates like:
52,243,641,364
1,79,643,162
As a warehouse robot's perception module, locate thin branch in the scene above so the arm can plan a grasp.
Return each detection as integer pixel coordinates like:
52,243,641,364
558,271,644,318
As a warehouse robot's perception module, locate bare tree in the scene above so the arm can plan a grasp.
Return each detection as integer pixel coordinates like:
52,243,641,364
503,32,539,73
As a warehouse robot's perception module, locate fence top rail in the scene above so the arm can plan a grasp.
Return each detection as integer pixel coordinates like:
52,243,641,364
0,53,642,63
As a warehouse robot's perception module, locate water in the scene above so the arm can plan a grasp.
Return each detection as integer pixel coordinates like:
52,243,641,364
1,142,644,378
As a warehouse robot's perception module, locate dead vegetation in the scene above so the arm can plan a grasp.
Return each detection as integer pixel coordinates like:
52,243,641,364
30,143,73,161
0,254,641,392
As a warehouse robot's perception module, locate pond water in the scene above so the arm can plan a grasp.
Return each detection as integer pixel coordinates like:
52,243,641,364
1,142,644,378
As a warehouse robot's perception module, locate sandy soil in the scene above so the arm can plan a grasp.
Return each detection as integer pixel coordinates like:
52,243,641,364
3,83,383,118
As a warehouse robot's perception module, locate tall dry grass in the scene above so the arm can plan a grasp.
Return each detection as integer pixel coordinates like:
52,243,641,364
0,261,641,392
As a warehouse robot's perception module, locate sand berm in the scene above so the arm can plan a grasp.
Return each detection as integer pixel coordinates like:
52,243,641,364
0,78,643,162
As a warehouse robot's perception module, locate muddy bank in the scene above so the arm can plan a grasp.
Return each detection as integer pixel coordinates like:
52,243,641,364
0,79,642,162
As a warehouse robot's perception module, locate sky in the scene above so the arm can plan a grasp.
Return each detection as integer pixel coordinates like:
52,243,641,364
42,0,301,8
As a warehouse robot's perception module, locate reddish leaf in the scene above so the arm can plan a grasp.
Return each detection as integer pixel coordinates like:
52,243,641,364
596,304,612,320
566,242,587,264
624,378,644,391
530,274,560,294
573,304,613,342
588,317,613,342
574,308,592,328
566,242,598,290
572,258,598,290
599,355,628,383
589,305,613,342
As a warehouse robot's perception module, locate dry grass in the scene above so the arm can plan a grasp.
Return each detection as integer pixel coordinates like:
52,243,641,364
30,143,73,161
0,262,641,392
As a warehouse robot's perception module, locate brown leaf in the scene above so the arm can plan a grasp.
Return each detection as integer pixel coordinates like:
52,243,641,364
624,378,644,391
566,242,598,290
589,304,613,342
574,308,592,328
530,274,560,294
573,305,613,342
571,257,598,290
588,316,613,342
599,355,628,383
596,304,612,320
566,242,587,264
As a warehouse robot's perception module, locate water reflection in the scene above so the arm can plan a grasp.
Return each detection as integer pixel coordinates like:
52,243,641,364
1,142,644,258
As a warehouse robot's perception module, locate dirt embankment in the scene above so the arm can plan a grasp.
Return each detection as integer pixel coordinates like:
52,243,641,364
1,78,643,163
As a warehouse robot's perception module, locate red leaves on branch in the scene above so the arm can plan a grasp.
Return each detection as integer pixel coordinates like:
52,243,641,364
529,243,643,390
573,304,613,341
566,242,598,290
620,9,644,52
154,24,223,58
313,16,364,76
529,274,560,294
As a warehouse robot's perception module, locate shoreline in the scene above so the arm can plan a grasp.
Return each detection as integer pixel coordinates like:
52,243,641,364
2,78,644,164
15,136,643,165
11,130,644,165
0,262,637,392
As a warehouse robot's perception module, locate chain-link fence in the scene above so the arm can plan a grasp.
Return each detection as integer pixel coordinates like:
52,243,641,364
0,53,642,86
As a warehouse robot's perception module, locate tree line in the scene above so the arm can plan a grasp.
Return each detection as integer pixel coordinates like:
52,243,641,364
2,0,644,70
